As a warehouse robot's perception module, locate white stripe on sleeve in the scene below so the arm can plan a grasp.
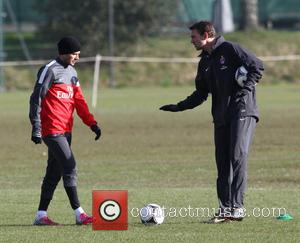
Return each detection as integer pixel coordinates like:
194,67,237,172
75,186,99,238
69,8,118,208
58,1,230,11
38,60,56,84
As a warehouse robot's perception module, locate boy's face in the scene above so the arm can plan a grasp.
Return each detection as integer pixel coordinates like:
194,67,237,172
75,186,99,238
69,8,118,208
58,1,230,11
60,51,80,66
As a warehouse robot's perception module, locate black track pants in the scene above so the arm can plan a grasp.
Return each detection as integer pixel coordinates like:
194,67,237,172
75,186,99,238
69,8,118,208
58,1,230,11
38,133,80,210
214,117,256,212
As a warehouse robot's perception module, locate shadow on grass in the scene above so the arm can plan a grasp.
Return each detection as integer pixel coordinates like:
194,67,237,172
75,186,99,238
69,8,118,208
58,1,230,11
0,221,207,228
0,219,230,228
0,223,77,227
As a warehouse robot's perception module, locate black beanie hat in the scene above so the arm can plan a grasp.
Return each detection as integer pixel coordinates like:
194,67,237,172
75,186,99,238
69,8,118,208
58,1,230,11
57,36,81,55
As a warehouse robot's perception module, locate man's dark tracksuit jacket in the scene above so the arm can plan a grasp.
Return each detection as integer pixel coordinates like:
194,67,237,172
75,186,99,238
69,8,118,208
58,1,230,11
176,36,264,126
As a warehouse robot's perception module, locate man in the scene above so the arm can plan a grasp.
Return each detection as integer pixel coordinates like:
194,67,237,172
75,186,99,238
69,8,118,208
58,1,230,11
160,21,263,223
29,36,101,226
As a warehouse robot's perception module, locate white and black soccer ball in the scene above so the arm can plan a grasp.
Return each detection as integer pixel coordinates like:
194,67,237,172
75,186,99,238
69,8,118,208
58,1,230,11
140,203,164,225
235,66,248,87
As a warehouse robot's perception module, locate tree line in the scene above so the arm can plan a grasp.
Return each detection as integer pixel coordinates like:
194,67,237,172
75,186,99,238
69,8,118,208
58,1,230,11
34,0,178,56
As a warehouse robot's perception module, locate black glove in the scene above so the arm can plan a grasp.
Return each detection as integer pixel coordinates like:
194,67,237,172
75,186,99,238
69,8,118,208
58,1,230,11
235,88,249,103
91,124,101,140
31,136,42,144
159,104,181,112
236,88,249,97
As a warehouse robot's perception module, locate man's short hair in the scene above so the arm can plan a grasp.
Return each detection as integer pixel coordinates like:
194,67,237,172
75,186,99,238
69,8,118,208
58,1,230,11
189,21,216,38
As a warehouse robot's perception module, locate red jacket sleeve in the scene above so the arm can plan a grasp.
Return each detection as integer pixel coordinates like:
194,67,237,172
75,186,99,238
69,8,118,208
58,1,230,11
74,84,98,127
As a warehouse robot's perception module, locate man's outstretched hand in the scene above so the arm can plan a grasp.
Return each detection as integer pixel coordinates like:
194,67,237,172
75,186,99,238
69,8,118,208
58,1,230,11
159,104,181,112
91,124,101,140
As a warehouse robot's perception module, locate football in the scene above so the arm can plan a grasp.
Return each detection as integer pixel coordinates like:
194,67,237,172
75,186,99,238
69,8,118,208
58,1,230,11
140,203,164,225
235,66,248,87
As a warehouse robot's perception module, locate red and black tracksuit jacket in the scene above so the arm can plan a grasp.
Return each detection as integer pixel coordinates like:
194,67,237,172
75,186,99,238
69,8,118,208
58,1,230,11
29,58,97,137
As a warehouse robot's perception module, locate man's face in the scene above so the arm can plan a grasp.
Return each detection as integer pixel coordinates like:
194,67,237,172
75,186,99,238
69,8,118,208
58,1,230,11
61,51,80,66
190,29,207,50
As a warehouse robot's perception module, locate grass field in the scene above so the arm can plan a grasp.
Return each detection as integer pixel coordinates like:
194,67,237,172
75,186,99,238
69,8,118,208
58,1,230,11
0,83,299,242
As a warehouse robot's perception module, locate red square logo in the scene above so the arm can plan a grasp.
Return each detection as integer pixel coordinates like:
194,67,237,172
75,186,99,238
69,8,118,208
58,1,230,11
92,190,128,230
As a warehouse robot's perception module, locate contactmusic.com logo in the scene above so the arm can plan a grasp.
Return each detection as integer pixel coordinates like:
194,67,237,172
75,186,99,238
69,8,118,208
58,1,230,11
93,190,128,230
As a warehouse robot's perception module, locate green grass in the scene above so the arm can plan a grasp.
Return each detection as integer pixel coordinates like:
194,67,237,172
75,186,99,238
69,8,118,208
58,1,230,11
0,83,299,242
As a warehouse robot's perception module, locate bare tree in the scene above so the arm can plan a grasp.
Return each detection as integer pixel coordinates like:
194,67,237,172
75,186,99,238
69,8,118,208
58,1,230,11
240,0,259,30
